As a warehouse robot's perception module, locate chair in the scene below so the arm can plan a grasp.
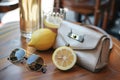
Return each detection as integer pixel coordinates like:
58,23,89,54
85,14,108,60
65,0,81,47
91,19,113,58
55,0,111,30
0,0,18,12
0,0,18,22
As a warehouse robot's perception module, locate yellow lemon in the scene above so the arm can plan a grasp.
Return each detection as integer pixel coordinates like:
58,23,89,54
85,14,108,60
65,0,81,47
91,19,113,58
43,15,62,33
52,46,77,70
28,28,56,51
44,18,58,29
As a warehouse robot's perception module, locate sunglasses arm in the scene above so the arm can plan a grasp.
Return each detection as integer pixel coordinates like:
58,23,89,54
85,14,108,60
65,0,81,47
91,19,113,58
39,64,47,73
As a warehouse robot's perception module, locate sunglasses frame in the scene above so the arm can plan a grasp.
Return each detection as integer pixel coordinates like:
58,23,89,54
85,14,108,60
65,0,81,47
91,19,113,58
8,48,47,73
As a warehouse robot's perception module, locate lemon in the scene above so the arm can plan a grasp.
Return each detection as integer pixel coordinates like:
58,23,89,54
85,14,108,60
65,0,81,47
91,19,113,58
44,18,58,29
52,46,77,70
43,15,62,33
28,28,56,51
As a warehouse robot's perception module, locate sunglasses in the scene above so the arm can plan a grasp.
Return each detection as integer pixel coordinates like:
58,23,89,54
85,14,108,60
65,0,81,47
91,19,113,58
7,48,47,73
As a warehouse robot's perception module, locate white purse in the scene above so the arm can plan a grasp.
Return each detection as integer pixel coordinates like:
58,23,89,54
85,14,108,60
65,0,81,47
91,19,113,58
54,21,112,72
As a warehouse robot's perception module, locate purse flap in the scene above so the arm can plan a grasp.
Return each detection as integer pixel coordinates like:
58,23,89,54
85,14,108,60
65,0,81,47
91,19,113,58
58,21,105,50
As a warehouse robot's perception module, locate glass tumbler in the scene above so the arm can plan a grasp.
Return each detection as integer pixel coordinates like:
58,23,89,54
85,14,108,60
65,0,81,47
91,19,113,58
19,0,41,38
43,8,66,33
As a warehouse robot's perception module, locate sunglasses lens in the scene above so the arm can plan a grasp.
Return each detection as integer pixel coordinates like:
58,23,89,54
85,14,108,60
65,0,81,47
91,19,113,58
27,54,44,71
15,48,26,60
28,63,43,71
27,54,39,64
9,48,26,62
10,57,17,61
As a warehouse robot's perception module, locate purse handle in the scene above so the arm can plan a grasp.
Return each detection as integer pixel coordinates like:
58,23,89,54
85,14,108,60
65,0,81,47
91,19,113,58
79,23,113,49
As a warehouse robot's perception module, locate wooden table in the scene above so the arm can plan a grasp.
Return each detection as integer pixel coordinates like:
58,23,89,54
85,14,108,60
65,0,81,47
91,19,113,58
0,22,120,80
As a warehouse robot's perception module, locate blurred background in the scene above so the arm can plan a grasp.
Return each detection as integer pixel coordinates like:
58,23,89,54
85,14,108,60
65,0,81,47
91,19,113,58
0,0,120,40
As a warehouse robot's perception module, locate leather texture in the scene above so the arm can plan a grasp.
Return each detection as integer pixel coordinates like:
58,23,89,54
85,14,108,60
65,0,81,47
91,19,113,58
54,21,111,72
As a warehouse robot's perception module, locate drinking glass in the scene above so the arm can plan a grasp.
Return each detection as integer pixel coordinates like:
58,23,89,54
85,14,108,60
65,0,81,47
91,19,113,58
19,0,41,38
43,8,66,33
19,0,55,38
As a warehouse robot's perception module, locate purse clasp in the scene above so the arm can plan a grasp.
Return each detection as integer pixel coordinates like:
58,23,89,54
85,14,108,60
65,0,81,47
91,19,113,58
68,29,84,43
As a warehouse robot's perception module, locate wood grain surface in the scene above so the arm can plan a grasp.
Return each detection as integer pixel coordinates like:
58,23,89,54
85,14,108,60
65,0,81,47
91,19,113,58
0,21,120,80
